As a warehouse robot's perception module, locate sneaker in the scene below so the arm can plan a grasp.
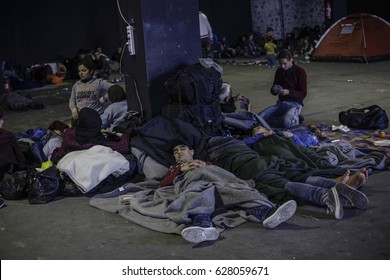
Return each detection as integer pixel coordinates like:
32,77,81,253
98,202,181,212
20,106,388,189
322,187,344,220
335,183,369,209
181,226,219,243
263,200,297,229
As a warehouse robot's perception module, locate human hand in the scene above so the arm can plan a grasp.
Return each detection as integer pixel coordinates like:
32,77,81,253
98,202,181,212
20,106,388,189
252,126,274,137
180,160,207,172
272,84,283,95
71,108,78,119
279,89,289,96
281,131,293,138
234,93,245,101
247,102,252,112
99,95,109,104
239,96,251,110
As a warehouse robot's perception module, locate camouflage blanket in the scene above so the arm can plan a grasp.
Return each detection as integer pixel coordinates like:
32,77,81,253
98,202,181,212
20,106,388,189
309,123,390,159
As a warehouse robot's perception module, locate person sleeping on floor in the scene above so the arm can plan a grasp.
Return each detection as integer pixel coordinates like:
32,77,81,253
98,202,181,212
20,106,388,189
206,128,370,221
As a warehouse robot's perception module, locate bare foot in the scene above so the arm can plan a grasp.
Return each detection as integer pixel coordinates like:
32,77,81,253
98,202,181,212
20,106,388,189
345,168,369,189
336,170,351,184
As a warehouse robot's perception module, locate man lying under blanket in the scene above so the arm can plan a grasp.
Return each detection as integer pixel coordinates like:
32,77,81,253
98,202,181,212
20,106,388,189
90,140,297,244
207,130,370,221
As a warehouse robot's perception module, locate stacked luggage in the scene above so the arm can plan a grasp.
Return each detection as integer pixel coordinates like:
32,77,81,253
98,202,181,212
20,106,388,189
161,62,224,137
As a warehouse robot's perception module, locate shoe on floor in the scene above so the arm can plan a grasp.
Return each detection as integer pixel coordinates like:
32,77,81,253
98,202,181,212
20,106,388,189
263,200,297,229
335,183,369,209
181,226,219,243
322,187,344,220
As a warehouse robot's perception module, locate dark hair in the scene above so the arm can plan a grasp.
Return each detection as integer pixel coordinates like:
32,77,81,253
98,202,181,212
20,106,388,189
168,139,190,154
77,59,95,71
75,107,105,145
277,49,293,60
266,27,273,32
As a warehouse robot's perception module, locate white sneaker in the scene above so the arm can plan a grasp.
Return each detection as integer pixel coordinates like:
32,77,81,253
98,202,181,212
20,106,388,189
263,200,297,229
181,226,219,243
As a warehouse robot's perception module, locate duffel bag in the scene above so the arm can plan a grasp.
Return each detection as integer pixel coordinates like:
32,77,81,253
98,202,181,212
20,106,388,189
339,105,389,130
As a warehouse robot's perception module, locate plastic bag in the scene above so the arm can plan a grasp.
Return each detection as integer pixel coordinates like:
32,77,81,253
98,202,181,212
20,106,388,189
0,164,33,200
28,166,62,204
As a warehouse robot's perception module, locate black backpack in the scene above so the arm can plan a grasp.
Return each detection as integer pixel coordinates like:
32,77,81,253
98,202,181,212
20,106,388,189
161,100,224,138
339,105,389,130
164,63,222,105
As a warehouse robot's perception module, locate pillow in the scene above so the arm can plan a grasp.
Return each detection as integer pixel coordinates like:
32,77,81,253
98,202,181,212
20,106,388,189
131,147,168,180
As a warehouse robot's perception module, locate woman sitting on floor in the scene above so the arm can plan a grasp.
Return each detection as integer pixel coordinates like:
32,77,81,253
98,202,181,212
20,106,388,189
51,107,130,163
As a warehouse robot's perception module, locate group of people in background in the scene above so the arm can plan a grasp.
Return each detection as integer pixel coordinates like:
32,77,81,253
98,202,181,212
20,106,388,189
68,46,123,80
209,24,325,67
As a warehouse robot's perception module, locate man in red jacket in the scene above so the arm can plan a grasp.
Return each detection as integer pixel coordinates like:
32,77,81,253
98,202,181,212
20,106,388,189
160,140,297,244
258,49,307,128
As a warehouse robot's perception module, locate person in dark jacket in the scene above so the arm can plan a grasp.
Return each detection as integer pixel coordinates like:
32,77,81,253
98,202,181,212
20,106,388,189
258,49,307,128
51,107,130,163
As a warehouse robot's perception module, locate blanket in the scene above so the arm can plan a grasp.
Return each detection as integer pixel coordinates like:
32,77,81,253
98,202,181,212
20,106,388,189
207,136,346,202
5,91,44,110
310,123,390,158
314,140,387,171
90,165,274,235
57,145,130,193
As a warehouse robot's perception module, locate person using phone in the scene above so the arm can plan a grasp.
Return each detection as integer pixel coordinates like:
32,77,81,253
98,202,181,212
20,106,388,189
258,49,307,128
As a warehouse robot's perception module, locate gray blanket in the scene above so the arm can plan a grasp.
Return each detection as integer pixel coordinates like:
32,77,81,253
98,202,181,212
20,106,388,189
314,140,387,171
90,165,274,235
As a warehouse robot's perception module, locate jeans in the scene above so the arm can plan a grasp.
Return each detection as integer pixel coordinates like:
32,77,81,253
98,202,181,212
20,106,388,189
285,182,326,206
222,111,272,131
306,176,336,189
258,101,302,128
266,54,276,67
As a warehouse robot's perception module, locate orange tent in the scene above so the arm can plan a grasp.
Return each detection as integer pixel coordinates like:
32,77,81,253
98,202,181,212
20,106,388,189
312,13,390,63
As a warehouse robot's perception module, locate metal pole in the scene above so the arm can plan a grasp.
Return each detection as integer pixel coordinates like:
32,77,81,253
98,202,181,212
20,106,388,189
360,14,368,63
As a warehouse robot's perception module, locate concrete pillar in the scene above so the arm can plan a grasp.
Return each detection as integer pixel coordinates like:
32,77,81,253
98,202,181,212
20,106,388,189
121,0,201,120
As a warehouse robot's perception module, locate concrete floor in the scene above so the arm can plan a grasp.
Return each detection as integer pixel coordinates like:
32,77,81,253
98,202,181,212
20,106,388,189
1,60,390,260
